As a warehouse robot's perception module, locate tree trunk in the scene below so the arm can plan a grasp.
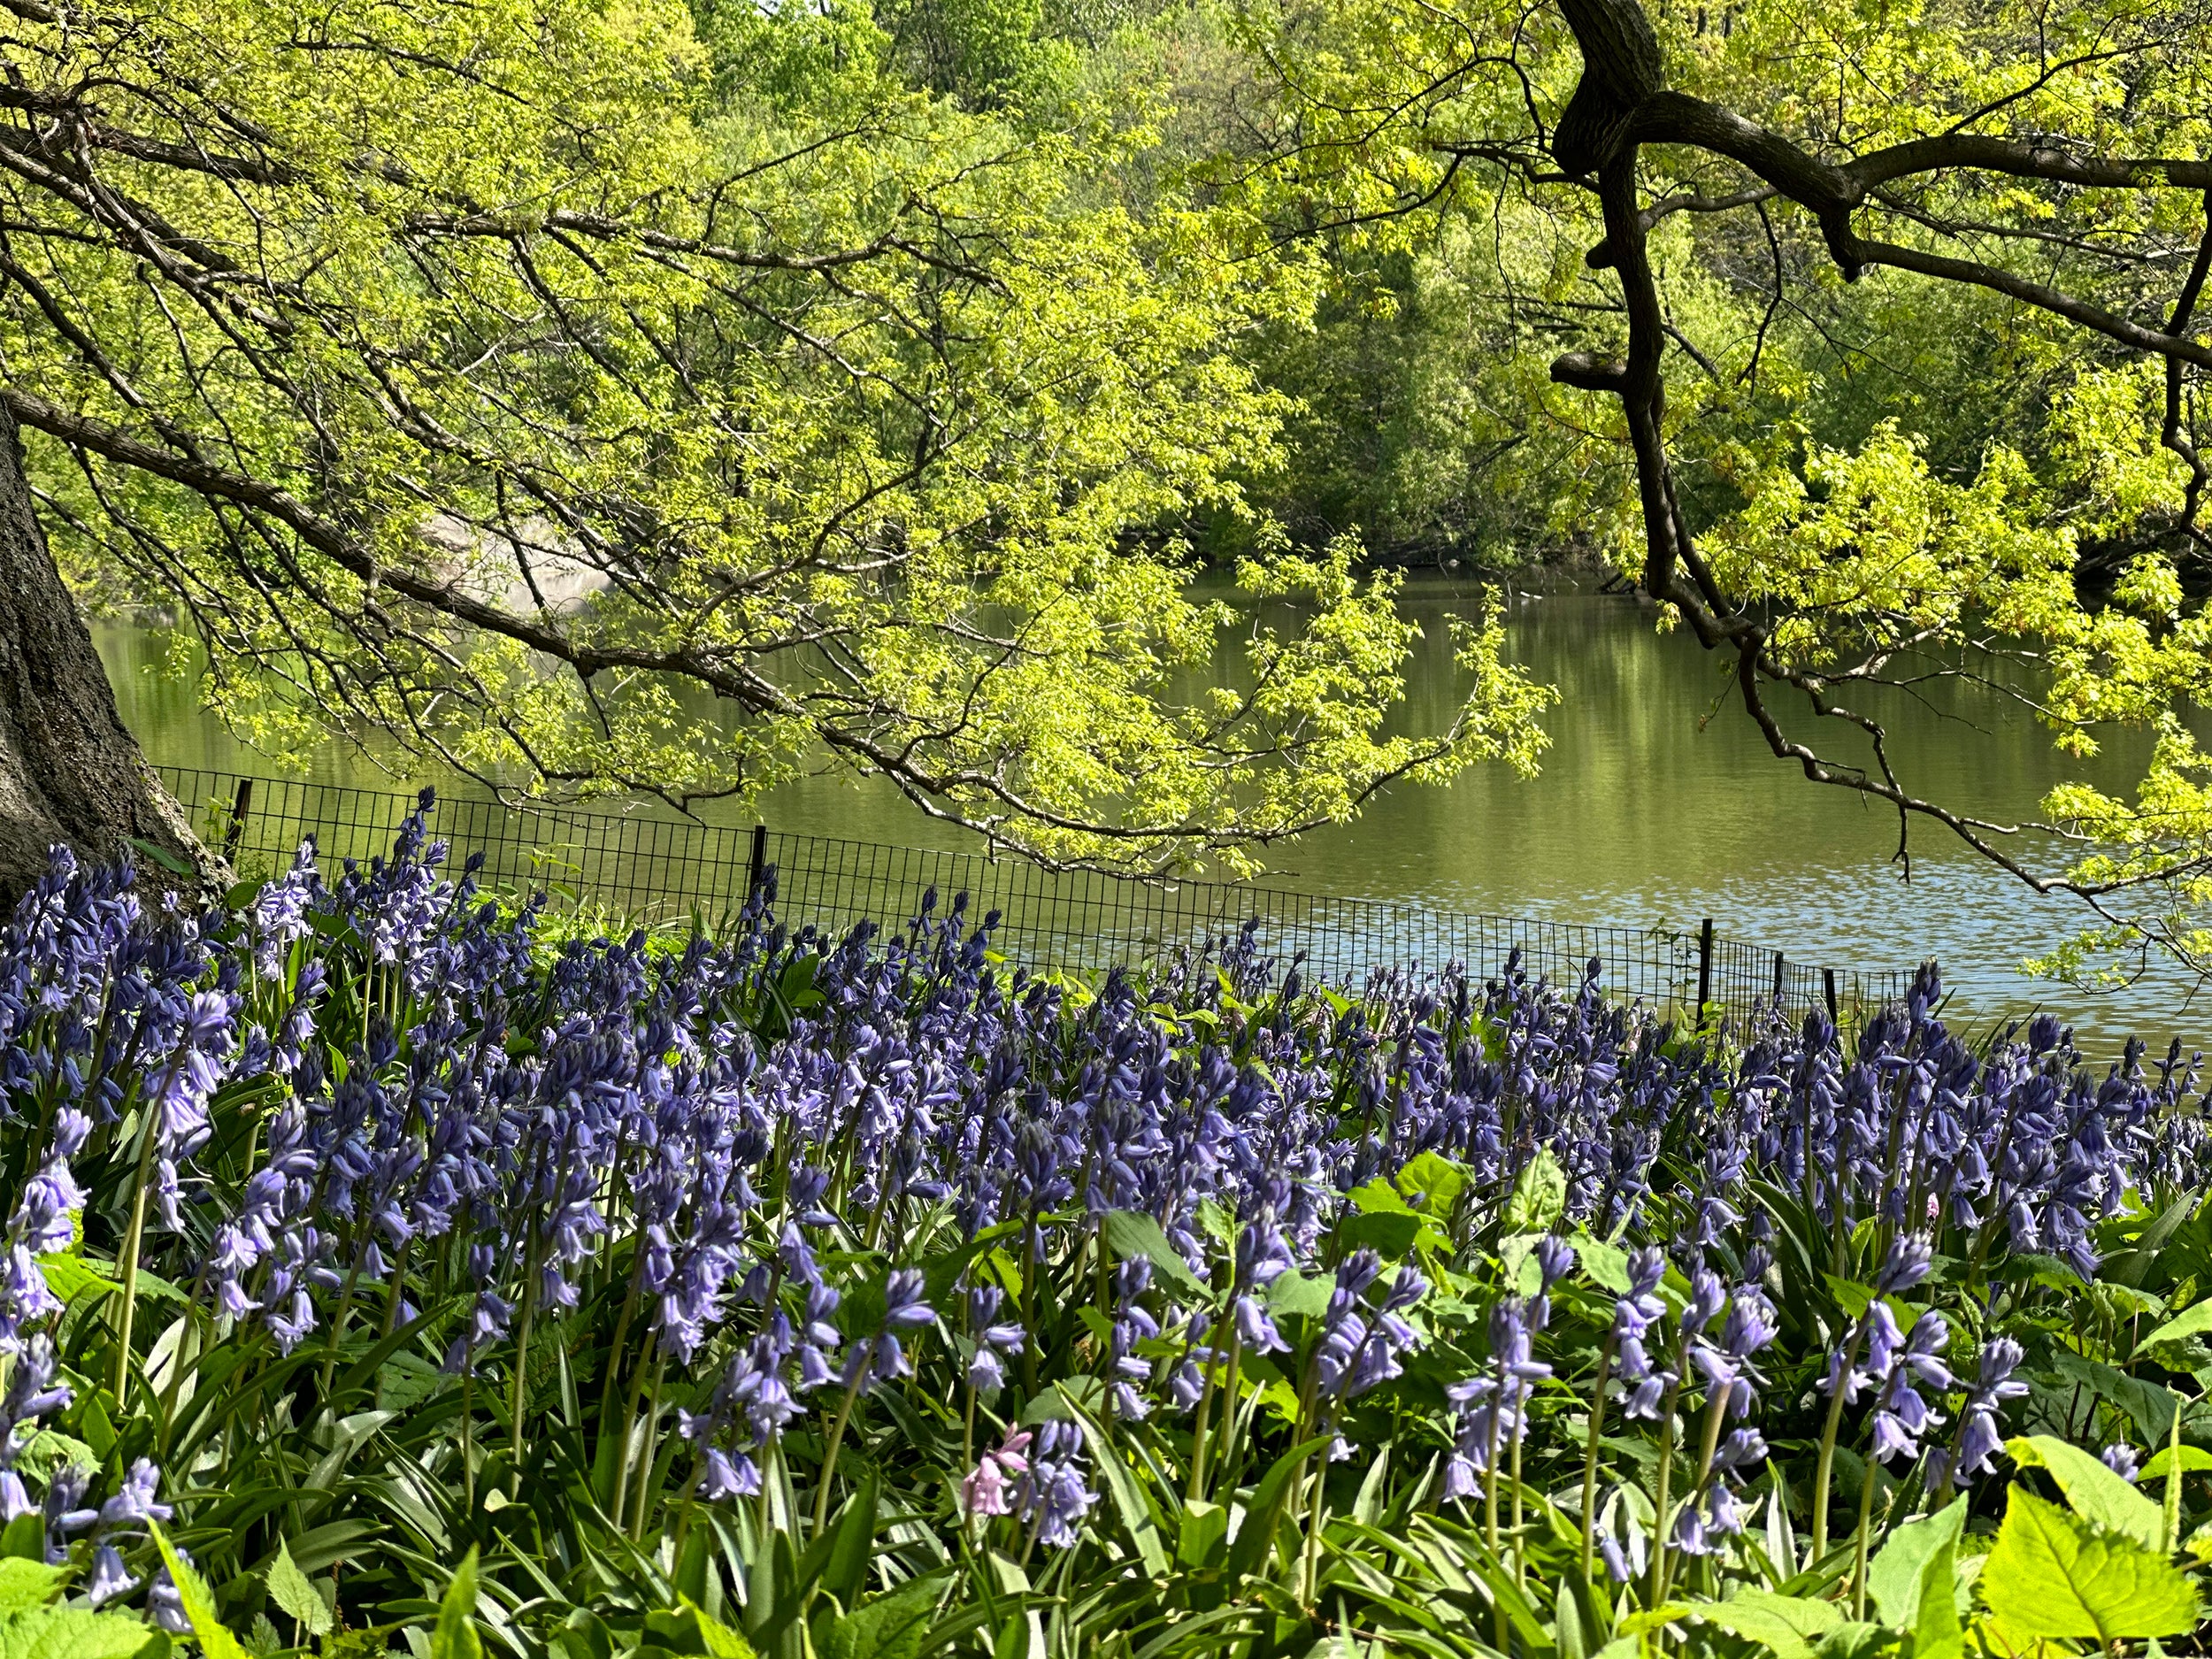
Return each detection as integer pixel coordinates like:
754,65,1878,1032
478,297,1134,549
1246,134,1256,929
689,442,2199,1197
0,402,208,904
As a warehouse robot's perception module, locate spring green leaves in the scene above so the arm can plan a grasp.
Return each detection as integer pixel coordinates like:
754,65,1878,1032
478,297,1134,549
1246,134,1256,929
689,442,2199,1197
149,1525,247,1659
1979,1487,2200,1643
266,1542,334,1642
9,0,1554,874
1693,1594,1848,1659
432,1553,482,1659
0,1611,164,1659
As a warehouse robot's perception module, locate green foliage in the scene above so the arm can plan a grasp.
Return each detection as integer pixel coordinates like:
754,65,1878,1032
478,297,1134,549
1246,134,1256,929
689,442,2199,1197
4,0,1549,874
432,1552,482,1659
1977,1486,2201,1643
0,1611,164,1659
265,1541,334,1640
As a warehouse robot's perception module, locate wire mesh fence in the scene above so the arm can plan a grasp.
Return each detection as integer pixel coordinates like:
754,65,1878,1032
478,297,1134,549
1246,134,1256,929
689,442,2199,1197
157,765,1911,1025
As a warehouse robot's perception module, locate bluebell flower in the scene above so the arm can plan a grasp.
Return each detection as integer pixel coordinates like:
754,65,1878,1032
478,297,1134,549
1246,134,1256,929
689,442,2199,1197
1014,1421,1096,1549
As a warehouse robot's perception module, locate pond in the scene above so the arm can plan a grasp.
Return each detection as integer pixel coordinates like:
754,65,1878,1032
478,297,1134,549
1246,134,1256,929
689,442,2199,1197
95,578,2208,1062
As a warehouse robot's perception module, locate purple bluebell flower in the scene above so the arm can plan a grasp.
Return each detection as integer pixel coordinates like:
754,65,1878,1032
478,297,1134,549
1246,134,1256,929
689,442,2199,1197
1014,1421,1096,1548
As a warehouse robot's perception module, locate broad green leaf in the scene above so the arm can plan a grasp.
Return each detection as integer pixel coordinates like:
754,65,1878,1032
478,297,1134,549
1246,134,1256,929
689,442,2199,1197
1811,1624,1891,1659
149,1522,250,1659
1177,1502,1227,1570
2140,1444,2212,1484
684,1608,749,1659
1502,1149,1566,1234
1497,1233,1551,1297
640,1604,751,1659
1571,1233,1631,1294
0,1563,65,1614
1348,1179,1415,1217
431,1548,481,1659
823,1579,934,1659
2052,1351,2177,1445
1688,1589,1842,1659
1394,1152,1466,1218
1264,1269,1333,1320
265,1540,333,1639
1909,1537,1963,1659
8,1433,95,1486
2135,1298,2212,1365
1617,1604,1692,1636
1338,1209,1425,1259
1867,1496,1966,1628
1979,1486,2200,1642
34,1257,117,1308
2004,1435,2164,1547
1101,1212,1206,1300
0,1609,165,1659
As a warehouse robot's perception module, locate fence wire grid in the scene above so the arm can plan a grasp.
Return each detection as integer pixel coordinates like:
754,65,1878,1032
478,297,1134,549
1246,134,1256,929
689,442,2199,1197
157,765,1909,1025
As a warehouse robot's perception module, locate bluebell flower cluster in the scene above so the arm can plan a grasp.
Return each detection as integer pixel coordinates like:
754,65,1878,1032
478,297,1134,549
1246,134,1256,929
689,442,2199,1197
2,810,2203,1581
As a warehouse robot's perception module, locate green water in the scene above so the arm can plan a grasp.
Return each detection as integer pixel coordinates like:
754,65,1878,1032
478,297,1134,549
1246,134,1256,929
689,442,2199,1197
94,580,2205,1059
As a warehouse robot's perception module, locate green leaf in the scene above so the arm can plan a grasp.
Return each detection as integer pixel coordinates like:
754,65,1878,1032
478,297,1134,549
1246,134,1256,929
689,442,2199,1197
319,1624,404,1659
1347,1179,1415,1217
822,1579,935,1659
149,1521,250,1659
2004,1434,2164,1547
1176,1502,1227,1571
1070,1409,1167,1579
1338,1210,1424,1259
1687,1590,1842,1659
1978,1485,2200,1642
1101,1211,1206,1300
681,1606,750,1659
0,1609,165,1659
431,1548,481,1659
641,1604,751,1659
1810,1624,1890,1659
1866,1496,1966,1629
2051,1351,2177,1446
8,1433,94,1486
1263,1269,1333,1321
1224,1437,1334,1585
820,1472,878,1611
2139,1444,2212,1484
127,837,193,877
2134,1298,2212,1366
1501,1149,1566,1235
1496,1233,1548,1297
266,1540,334,1639
1393,1152,1466,1218
0,1521,41,1566
1822,1276,1874,1320
34,1257,118,1309
1571,1233,1630,1294
0,1562,65,1614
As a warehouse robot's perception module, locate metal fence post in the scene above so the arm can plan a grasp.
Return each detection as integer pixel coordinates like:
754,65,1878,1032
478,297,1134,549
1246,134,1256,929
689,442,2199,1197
747,823,768,898
221,778,253,864
1697,918,1714,1013
1824,967,1839,1025
1772,950,1784,1002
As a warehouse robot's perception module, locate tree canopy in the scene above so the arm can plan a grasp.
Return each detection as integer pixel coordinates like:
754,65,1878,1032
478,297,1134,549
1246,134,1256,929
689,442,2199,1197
0,0,1550,872
1211,0,2212,978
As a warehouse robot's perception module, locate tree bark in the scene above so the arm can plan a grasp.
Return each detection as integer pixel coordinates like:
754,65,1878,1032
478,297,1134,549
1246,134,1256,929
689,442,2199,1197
0,401,207,903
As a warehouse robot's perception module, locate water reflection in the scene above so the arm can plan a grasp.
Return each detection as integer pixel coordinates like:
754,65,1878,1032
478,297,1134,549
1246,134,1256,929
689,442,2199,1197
93,580,2208,1060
